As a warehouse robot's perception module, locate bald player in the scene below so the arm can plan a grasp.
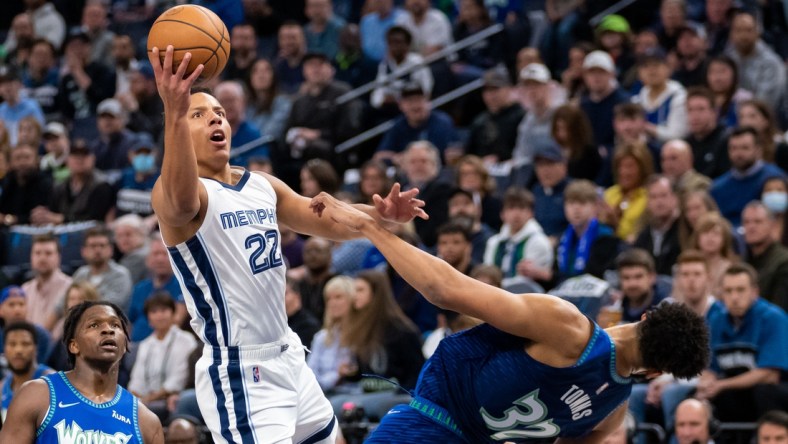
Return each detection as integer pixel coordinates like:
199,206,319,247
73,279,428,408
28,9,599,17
660,139,710,194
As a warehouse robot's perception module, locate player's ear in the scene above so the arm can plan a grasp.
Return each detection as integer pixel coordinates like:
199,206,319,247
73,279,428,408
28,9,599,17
68,339,79,356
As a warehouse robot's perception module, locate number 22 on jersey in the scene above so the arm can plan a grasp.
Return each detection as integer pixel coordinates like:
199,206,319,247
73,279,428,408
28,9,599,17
245,230,283,274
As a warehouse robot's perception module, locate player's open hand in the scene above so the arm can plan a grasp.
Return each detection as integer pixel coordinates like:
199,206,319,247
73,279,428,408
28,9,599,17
373,183,429,223
147,45,204,117
310,192,374,232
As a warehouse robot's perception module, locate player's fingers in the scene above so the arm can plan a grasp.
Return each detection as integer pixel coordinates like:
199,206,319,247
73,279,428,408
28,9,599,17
174,52,192,80
415,209,429,220
390,182,401,196
148,47,163,77
410,199,426,208
372,193,384,206
185,63,204,86
162,45,174,76
400,187,419,200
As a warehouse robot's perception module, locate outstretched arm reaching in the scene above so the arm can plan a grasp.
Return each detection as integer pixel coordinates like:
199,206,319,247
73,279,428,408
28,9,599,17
310,193,590,350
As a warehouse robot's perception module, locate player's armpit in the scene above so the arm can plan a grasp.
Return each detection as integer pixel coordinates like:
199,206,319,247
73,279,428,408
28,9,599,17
0,379,50,444
138,401,165,444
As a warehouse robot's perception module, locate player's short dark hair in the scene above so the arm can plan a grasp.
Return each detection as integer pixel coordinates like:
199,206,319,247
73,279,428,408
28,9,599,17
758,410,788,432
32,233,61,254
143,292,176,316
437,221,471,242
502,187,534,210
616,248,656,274
63,301,130,368
4,321,38,347
637,302,710,379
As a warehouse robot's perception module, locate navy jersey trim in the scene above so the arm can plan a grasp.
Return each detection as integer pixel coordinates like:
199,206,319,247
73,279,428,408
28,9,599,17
573,322,601,367
186,235,232,345
59,372,123,409
209,350,235,443
196,232,233,344
300,416,337,444
227,346,255,443
36,375,57,437
169,246,220,346
204,168,251,191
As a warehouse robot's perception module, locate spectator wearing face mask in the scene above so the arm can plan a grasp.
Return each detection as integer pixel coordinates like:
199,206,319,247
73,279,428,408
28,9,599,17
116,139,159,221
761,177,788,249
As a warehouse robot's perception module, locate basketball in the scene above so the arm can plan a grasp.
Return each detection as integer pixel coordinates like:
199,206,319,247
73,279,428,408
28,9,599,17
147,5,231,83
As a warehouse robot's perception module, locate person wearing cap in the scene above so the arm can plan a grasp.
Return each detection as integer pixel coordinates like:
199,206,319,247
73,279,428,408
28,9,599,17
376,83,461,165
725,10,787,111
532,142,569,243
0,143,52,226
370,26,433,112
447,187,494,264
21,38,60,120
0,286,53,365
89,97,140,174
39,122,70,183
304,0,346,60
31,139,115,225
56,26,116,136
0,66,45,147
594,15,634,77
579,50,631,148
513,63,561,175
633,46,689,143
673,23,710,87
465,68,524,163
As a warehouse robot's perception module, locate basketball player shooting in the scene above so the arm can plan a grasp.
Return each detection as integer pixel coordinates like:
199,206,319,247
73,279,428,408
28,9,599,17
147,46,427,444
311,192,711,443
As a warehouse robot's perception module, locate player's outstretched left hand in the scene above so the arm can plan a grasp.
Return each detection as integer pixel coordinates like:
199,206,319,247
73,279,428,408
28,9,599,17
311,192,375,231
373,183,429,223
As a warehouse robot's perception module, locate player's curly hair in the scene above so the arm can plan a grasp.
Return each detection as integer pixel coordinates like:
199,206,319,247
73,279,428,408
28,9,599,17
63,301,131,368
637,302,710,379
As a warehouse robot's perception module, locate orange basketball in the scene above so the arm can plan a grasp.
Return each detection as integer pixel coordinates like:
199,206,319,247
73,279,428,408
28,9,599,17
147,5,231,83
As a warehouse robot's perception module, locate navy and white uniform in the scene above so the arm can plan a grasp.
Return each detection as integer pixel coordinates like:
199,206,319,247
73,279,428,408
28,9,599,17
166,169,335,443
36,371,142,443
367,321,633,443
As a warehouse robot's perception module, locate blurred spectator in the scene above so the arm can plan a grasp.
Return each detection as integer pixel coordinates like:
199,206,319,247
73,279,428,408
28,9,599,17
31,140,115,225
679,187,720,251
579,50,631,149
421,309,481,358
82,1,114,69
165,417,201,444
0,286,51,364
128,235,185,343
20,0,65,50
513,63,561,172
452,0,502,74
594,15,634,78
280,52,361,184
21,38,60,121
116,141,159,220
0,66,45,147
704,0,733,55
39,122,70,183
113,214,150,285
333,24,378,89
128,293,197,421
689,212,737,297
399,141,452,248
761,177,788,247
436,221,475,274
294,237,334,321
674,398,715,444
0,144,51,226
726,10,787,111
111,34,139,98
673,23,710,88
685,86,731,179
560,43,594,100
539,0,583,74
359,0,405,62
284,277,321,347
90,98,137,176
552,104,602,182
300,158,339,198
633,48,688,143
280,225,304,268
705,55,752,129
395,0,452,55
633,175,681,276
304,0,346,59
741,202,788,310
455,156,502,230
223,23,258,82
3,13,35,64
17,116,42,154
447,187,493,264
615,248,670,323
355,160,391,205
72,225,133,311
601,142,653,241
370,26,433,113
699,263,788,421
556,180,621,282
710,127,786,226
119,63,164,141
56,28,116,137
737,100,788,172
215,80,265,166
757,411,788,444
465,68,524,163
377,83,460,164
656,0,689,52
246,58,292,141
660,139,710,196
484,187,553,287
306,276,355,393
531,142,569,241
274,21,307,95
672,250,719,317
0,321,54,422
21,234,72,332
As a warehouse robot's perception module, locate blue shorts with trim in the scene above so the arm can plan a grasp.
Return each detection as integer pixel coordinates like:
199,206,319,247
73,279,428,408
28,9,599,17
364,404,466,443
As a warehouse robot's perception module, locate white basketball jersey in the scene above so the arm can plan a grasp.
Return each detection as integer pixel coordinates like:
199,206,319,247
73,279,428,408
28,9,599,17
167,170,288,346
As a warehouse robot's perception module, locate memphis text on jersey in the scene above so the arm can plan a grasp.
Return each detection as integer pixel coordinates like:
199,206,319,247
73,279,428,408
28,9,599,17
220,208,277,230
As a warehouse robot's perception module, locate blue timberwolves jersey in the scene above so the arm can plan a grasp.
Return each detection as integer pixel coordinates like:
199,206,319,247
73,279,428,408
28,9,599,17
36,372,142,444
416,322,632,442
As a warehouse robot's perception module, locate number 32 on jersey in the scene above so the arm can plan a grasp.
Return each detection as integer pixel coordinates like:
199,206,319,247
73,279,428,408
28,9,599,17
480,389,560,440
245,230,283,273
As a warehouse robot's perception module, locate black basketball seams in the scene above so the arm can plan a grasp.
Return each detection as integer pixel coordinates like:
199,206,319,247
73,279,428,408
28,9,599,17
192,6,229,60
151,19,222,47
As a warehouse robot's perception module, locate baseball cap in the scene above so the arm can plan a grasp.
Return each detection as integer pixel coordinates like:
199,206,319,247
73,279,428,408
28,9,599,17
519,63,551,84
69,138,93,156
482,68,512,88
0,286,25,305
43,122,67,139
596,14,631,35
97,98,124,117
0,65,20,83
583,50,615,73
534,142,565,162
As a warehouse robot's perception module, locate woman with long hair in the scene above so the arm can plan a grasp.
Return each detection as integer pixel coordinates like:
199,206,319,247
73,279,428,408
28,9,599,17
356,160,391,205
551,104,602,181
246,58,292,140
737,99,788,169
602,142,654,241
689,213,738,297
17,116,43,152
705,55,751,128
306,276,356,394
300,158,340,198
456,155,502,229
678,189,720,250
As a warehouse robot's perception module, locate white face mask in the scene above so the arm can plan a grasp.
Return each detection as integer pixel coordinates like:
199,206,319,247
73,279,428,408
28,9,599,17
762,191,788,214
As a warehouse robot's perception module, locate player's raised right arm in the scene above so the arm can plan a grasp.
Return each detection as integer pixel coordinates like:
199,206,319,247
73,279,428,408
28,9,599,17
0,380,50,443
148,46,205,227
